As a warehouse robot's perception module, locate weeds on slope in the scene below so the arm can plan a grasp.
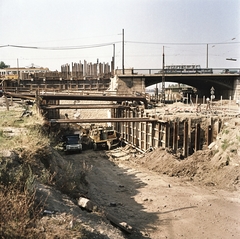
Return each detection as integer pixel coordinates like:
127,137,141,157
0,185,43,239
0,108,48,238
0,107,91,238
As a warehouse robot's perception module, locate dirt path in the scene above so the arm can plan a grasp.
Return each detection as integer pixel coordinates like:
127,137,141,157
68,148,240,239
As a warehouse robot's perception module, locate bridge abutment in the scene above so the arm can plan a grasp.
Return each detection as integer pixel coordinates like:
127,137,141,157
233,77,240,101
112,75,145,95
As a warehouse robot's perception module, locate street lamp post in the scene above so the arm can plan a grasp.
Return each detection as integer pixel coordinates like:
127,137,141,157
162,46,165,104
122,29,124,75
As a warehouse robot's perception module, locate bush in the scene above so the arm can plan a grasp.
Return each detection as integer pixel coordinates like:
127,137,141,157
0,185,43,239
0,110,48,238
0,108,90,238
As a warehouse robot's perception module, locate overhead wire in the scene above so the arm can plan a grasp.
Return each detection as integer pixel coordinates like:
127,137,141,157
0,39,239,50
125,41,240,45
0,42,121,50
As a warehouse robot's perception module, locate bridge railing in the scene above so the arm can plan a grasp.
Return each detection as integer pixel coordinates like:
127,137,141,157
126,68,240,75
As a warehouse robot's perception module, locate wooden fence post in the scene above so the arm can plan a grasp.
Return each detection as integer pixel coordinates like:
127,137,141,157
4,95,9,111
183,120,189,157
207,125,212,146
144,122,148,151
35,90,41,115
195,123,201,151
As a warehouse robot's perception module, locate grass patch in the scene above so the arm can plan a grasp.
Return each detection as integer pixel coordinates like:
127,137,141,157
236,134,240,142
213,149,219,155
221,139,230,151
222,129,230,135
220,139,234,152
0,108,49,152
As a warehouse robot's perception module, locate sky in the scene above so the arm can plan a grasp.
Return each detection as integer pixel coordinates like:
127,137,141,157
0,0,239,71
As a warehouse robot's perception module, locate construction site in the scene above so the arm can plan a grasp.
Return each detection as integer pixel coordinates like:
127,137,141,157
2,61,240,157
0,62,240,239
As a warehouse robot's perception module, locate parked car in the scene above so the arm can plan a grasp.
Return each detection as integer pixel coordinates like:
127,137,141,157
62,134,82,154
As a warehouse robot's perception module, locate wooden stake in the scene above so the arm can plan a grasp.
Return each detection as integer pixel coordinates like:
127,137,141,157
4,95,9,111
183,121,189,157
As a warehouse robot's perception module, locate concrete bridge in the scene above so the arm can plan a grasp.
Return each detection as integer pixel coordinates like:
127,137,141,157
2,66,240,100
114,68,240,100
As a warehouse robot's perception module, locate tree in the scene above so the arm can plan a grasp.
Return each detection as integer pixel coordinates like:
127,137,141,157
0,61,10,69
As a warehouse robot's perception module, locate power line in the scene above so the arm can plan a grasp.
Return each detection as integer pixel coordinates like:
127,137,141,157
1,39,239,50
125,41,240,46
0,42,121,50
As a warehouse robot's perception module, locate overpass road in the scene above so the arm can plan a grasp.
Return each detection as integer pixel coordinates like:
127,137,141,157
117,68,240,99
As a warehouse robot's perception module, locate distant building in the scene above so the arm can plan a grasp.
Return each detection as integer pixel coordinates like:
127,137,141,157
0,66,49,80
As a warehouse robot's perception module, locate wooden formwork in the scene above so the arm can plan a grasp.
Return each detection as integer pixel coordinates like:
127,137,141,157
117,108,216,156
118,107,169,151
120,119,170,152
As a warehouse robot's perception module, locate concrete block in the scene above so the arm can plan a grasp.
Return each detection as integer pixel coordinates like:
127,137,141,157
78,197,97,212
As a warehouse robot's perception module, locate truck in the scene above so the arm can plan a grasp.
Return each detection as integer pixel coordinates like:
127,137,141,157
88,126,120,150
62,134,82,154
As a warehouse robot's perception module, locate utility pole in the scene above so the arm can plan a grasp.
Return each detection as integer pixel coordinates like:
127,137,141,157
97,58,99,91
17,58,20,87
113,43,115,72
206,44,208,68
162,46,165,104
122,29,124,74
155,84,158,103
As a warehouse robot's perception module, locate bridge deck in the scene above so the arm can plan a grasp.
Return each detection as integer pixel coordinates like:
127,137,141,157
117,72,239,93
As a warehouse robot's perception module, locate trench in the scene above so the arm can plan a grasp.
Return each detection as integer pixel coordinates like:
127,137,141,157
112,109,225,158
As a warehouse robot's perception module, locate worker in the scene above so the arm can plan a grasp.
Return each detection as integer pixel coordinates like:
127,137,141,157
206,98,211,111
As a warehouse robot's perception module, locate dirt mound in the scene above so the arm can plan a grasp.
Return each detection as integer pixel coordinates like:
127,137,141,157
130,118,240,191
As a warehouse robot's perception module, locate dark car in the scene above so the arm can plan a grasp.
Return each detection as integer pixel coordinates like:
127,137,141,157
62,134,82,154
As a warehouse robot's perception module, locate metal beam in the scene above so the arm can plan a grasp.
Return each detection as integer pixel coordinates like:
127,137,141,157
5,92,147,104
41,104,130,109
49,118,158,124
